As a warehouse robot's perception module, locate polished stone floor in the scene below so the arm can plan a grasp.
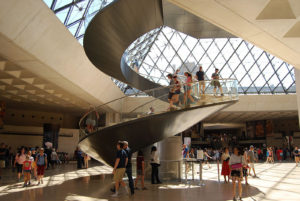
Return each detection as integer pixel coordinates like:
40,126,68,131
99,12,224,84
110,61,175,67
0,162,299,201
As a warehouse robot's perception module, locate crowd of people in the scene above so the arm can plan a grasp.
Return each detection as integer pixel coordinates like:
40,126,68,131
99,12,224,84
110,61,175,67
0,143,70,187
167,66,224,110
182,144,300,201
110,140,162,197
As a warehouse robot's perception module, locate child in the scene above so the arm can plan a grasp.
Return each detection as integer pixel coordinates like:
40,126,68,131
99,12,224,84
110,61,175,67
23,155,32,187
36,148,47,185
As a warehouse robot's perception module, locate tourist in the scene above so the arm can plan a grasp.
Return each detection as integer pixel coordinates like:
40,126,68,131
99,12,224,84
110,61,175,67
135,150,146,190
211,68,223,96
14,147,26,181
196,65,205,96
36,148,47,185
293,146,299,167
31,148,38,179
23,155,32,187
229,147,244,201
27,151,34,185
269,147,274,163
243,148,249,185
248,145,257,177
167,73,175,110
50,148,59,168
85,106,99,133
203,148,212,169
0,143,6,180
111,141,128,197
172,75,181,106
151,146,161,184
84,153,90,168
221,147,230,183
123,141,134,195
183,72,195,105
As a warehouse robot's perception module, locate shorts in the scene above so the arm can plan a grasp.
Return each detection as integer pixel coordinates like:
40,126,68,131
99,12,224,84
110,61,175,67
249,163,255,169
168,92,174,99
212,80,221,88
199,80,205,85
184,85,191,91
16,163,23,173
137,169,143,176
243,168,248,176
0,160,5,168
113,168,125,182
37,165,45,176
86,118,96,126
32,162,37,169
24,171,31,181
231,170,242,178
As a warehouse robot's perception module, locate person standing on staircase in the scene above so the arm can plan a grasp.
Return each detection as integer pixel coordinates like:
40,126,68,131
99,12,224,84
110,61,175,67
211,68,224,96
123,141,134,195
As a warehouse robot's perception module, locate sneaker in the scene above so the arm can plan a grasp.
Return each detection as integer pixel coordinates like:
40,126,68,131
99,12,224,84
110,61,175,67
233,196,237,201
37,182,40,185
111,193,118,197
23,184,27,188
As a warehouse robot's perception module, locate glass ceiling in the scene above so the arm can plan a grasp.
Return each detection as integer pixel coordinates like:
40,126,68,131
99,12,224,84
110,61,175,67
44,0,296,95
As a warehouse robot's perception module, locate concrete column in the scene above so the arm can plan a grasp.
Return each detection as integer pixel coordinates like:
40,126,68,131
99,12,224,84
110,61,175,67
157,136,182,180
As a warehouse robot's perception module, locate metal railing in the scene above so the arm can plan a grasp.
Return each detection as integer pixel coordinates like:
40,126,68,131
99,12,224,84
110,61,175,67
79,79,238,140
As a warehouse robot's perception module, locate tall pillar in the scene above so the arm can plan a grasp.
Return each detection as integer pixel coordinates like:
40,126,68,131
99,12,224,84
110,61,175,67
157,136,182,180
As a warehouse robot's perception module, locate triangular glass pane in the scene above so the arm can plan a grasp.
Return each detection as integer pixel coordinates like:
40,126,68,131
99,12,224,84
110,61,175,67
55,0,73,10
236,41,248,60
253,74,265,91
268,74,280,91
156,56,169,71
239,75,252,89
228,54,240,70
184,36,198,51
214,38,228,50
233,64,247,81
206,41,219,60
56,10,69,24
229,38,242,49
250,46,263,60
169,32,183,50
276,63,289,80
170,55,182,71
162,45,176,62
281,74,294,89
242,53,255,71
262,63,275,81
219,64,232,79
248,64,260,81
177,44,190,61
200,39,213,50
192,42,205,61
221,42,234,60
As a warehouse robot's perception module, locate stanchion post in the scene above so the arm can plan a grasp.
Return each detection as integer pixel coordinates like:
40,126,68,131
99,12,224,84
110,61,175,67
217,159,220,183
199,160,205,186
185,160,188,184
192,160,194,181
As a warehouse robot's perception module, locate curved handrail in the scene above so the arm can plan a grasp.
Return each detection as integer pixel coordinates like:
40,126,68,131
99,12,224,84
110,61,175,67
79,78,238,139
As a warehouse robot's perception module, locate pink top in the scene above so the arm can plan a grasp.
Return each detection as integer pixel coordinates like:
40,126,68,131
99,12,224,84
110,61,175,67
15,153,26,164
186,76,192,86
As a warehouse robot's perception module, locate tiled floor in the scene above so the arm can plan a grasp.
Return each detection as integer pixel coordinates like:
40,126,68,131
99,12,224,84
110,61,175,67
0,162,299,201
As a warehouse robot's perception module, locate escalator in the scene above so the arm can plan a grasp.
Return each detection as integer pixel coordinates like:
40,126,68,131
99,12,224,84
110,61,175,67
79,0,239,166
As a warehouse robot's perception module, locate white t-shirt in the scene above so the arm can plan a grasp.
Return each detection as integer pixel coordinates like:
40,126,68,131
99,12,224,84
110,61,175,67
151,151,160,164
229,154,245,166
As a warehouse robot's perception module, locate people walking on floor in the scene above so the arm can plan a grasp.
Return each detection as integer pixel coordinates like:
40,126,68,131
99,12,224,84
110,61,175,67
84,153,91,168
36,148,47,185
248,145,257,177
293,146,299,167
23,155,32,187
196,65,205,96
135,150,146,190
203,148,212,169
211,68,224,96
183,72,195,106
111,141,128,197
0,143,6,180
150,146,161,184
167,73,175,110
268,147,274,163
221,147,230,183
50,148,59,169
31,148,38,179
14,147,26,181
243,148,249,185
229,147,244,201
172,75,181,106
123,141,134,195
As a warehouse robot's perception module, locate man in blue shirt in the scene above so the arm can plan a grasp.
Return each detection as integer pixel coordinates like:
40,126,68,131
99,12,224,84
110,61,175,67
196,65,206,96
123,141,134,195
111,141,128,197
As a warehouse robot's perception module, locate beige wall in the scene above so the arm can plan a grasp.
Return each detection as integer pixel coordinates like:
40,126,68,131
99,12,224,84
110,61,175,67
0,125,79,157
295,69,300,126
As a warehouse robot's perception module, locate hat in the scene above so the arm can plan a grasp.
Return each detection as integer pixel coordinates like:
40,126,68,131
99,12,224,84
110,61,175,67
40,148,44,151
123,141,128,145
250,145,254,148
